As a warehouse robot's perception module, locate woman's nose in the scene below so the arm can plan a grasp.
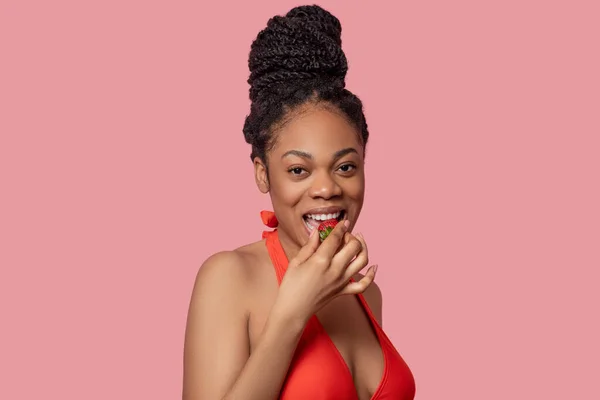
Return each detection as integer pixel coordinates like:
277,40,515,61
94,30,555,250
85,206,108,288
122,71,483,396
308,171,342,199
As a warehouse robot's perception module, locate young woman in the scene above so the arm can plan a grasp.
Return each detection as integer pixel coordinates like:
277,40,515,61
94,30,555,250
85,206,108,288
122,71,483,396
183,5,416,400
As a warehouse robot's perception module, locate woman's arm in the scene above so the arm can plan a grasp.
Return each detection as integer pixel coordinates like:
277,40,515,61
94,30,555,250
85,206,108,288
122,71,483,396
182,251,307,400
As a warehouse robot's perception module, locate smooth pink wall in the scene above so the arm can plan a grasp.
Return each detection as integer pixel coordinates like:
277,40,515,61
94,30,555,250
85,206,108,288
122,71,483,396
1,1,598,399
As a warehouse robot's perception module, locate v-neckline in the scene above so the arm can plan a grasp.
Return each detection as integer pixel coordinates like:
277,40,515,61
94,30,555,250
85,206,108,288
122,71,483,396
311,291,389,400
264,229,389,400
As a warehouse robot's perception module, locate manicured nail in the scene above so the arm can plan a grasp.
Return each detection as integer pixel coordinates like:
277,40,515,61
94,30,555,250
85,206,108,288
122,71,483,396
343,220,350,229
373,264,378,273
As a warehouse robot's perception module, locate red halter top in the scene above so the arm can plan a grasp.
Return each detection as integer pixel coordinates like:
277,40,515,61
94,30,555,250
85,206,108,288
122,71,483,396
260,211,416,400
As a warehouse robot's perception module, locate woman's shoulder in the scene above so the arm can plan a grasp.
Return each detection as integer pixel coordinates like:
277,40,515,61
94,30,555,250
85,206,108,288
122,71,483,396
184,241,271,358
192,240,270,294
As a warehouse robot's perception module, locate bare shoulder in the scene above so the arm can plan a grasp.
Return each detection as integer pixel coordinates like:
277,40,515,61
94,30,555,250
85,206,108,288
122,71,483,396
354,272,383,326
183,243,266,399
194,250,246,286
191,241,265,298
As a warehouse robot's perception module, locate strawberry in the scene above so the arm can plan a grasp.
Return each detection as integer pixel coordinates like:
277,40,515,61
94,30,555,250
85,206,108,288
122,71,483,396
317,219,338,242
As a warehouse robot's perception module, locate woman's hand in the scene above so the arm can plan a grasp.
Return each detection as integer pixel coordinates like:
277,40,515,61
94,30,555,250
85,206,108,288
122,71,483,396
273,220,377,323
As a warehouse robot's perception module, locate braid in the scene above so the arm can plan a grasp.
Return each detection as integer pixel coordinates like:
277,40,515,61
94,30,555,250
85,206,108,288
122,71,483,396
243,5,369,163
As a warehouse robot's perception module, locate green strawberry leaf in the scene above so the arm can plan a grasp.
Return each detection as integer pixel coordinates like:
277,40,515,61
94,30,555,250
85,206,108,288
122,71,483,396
319,226,334,242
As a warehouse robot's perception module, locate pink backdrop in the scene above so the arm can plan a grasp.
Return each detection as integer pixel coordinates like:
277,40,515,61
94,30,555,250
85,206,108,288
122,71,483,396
1,0,599,399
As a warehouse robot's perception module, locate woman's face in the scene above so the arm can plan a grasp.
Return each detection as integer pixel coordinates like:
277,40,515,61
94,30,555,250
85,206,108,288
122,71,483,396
255,104,365,254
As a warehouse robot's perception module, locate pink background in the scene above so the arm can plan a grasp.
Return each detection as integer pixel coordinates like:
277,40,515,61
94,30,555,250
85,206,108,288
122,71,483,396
1,0,599,399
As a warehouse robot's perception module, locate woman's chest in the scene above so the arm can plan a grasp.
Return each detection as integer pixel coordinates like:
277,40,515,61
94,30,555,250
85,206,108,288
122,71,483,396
248,289,385,400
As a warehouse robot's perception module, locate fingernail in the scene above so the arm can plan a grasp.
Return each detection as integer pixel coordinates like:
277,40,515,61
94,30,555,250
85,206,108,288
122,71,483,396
356,232,363,240
373,264,378,273
343,220,350,229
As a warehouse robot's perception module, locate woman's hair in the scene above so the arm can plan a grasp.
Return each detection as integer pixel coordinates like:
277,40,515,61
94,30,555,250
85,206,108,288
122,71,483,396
242,5,369,163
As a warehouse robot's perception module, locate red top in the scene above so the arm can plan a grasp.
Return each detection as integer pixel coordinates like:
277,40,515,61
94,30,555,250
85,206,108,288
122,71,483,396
261,211,416,400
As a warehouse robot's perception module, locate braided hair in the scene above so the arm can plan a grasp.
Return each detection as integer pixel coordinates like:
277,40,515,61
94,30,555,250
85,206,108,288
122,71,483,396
242,5,369,164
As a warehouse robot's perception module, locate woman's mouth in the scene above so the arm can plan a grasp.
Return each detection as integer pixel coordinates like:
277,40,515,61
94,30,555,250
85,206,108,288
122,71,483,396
302,210,346,235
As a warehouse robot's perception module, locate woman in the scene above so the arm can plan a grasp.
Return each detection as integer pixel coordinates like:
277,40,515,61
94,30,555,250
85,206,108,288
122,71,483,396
183,5,416,400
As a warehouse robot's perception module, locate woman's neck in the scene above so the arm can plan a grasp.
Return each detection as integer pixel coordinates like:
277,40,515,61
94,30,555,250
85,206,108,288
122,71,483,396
275,229,302,262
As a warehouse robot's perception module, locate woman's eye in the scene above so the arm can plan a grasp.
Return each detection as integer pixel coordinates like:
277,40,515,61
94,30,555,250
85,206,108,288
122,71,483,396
338,164,355,173
289,167,305,175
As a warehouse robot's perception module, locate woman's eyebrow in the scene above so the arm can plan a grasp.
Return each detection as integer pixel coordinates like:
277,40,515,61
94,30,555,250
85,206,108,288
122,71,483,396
281,147,358,161
333,147,358,160
282,149,312,160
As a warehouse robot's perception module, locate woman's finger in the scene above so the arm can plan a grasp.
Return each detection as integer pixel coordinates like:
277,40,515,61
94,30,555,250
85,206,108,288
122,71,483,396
313,220,349,261
340,232,369,279
292,227,321,266
330,234,363,273
338,265,377,296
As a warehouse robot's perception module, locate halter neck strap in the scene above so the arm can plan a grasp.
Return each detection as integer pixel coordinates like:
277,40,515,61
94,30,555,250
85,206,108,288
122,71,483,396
261,210,287,283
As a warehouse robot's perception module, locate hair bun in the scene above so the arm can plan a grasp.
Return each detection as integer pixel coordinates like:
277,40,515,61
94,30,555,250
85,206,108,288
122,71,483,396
248,5,348,102
285,5,342,47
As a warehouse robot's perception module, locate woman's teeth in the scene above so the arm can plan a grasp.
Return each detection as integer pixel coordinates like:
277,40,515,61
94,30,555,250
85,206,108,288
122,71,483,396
303,212,343,233
304,218,317,231
305,212,341,221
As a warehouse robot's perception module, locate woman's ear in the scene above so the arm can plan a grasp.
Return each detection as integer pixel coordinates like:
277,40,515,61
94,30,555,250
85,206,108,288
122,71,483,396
254,157,269,193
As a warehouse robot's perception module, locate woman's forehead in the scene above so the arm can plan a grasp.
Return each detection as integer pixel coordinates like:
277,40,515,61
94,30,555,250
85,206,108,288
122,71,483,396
270,107,362,156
